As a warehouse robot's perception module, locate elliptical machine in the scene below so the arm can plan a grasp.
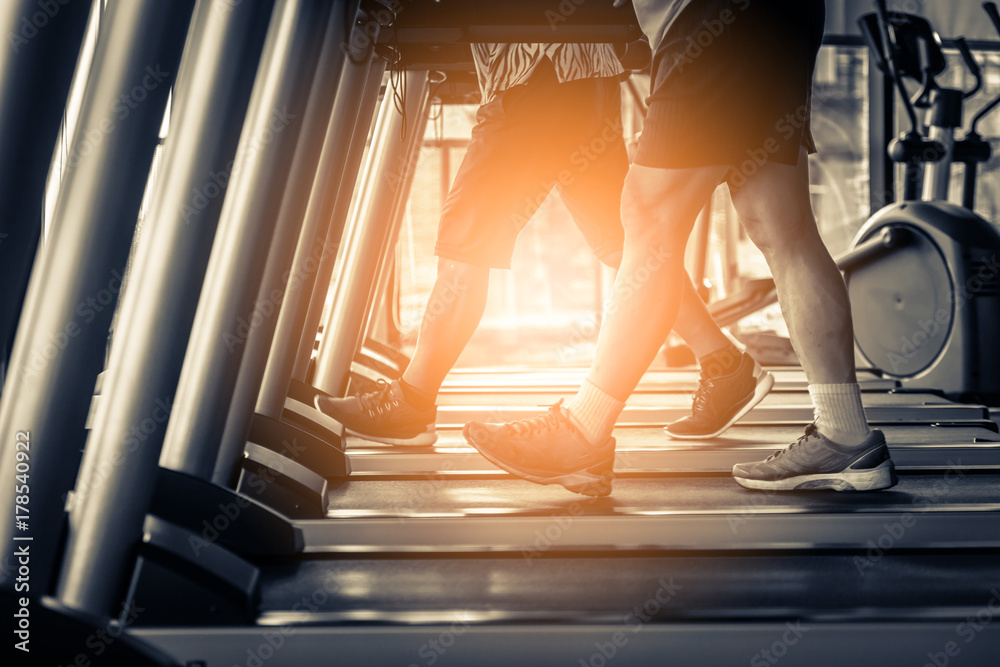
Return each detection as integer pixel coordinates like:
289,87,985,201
848,0,1000,404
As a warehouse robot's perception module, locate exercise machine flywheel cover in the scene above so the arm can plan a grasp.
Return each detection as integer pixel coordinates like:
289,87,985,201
848,225,953,377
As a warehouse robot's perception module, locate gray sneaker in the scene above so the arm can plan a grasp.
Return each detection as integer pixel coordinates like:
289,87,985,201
314,379,436,446
732,424,897,492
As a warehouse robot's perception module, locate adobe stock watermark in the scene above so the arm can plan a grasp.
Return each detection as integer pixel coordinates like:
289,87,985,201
887,254,1000,374
557,243,672,363
68,396,174,511
509,114,624,229
749,621,809,667
545,0,588,30
38,601,146,664
669,0,751,72
238,577,340,667
521,495,599,561
393,460,458,524
726,485,783,534
189,438,307,556
7,0,71,53
64,65,171,174
726,86,834,191
578,577,683,667
183,107,296,225
854,460,966,576
19,268,125,380
238,626,297,667
407,616,471,667
222,236,335,353
921,589,1000,667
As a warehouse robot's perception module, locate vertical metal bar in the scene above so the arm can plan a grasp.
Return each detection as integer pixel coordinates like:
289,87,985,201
921,125,954,203
42,0,104,240
256,47,384,419
213,0,357,485
57,0,328,617
154,0,330,483
0,0,192,602
50,0,271,617
291,61,386,382
0,0,92,392
361,87,433,349
869,54,894,211
313,70,431,397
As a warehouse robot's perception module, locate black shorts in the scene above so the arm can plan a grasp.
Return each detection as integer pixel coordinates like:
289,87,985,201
635,0,825,173
435,61,627,269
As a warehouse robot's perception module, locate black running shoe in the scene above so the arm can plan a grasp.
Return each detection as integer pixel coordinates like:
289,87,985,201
463,401,615,497
732,424,897,491
665,352,774,439
314,379,436,446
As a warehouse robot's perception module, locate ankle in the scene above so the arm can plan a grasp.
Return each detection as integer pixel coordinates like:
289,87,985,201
564,379,625,446
809,383,871,447
699,344,743,378
398,378,436,411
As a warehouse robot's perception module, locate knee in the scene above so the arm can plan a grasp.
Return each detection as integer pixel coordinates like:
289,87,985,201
738,206,812,260
620,176,688,253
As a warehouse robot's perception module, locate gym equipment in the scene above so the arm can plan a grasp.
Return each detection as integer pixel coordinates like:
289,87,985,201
311,69,433,398
212,0,367,489
6,3,1000,665
56,0,329,618
0,0,193,602
0,0,90,393
849,1,1000,403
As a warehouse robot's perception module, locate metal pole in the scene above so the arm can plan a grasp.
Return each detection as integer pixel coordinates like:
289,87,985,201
0,0,192,602
256,53,383,420
156,0,331,482
291,60,386,382
213,0,357,486
360,84,432,352
0,0,91,390
313,69,430,397
52,0,272,617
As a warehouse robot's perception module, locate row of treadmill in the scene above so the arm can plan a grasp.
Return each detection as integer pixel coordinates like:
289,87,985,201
0,0,998,665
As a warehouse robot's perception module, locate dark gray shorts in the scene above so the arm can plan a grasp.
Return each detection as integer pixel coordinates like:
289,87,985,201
636,0,825,175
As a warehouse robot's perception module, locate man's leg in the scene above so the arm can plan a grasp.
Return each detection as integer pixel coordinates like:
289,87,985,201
580,164,729,403
730,149,855,385
728,147,869,446
665,271,775,439
558,164,729,448
461,163,726,496
399,257,489,404
312,254,490,446
729,148,896,492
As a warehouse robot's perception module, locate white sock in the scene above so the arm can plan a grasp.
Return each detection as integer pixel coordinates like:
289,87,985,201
808,383,871,447
564,379,624,446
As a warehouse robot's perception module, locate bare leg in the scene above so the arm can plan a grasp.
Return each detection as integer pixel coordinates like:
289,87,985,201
729,148,856,385
401,258,489,397
585,164,729,401
597,248,732,361
673,273,736,359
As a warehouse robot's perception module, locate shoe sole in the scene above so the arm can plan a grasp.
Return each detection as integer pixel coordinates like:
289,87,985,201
345,427,437,447
733,459,898,492
463,425,614,497
665,370,775,440
312,394,437,447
